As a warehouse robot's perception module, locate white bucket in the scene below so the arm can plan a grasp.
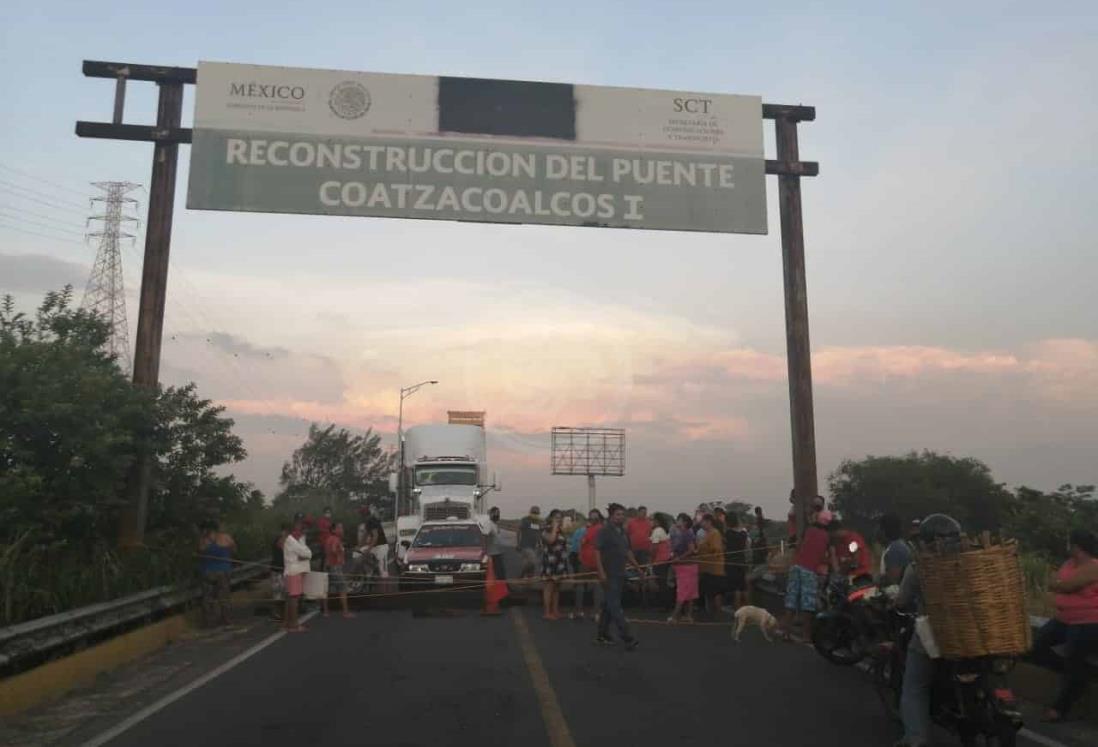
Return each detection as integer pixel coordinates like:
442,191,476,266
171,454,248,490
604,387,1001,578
304,571,329,600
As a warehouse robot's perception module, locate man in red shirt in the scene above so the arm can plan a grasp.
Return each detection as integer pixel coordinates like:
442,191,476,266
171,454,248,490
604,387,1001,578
626,506,654,566
321,522,353,619
781,510,834,642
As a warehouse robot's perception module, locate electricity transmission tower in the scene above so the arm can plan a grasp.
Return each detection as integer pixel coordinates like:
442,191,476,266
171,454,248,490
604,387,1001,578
81,181,140,372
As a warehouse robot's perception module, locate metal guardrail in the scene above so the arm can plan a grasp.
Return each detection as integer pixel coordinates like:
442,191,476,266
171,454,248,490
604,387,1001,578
0,563,266,676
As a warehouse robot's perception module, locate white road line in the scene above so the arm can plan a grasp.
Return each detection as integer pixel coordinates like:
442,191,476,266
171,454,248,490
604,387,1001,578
81,611,317,747
1019,727,1072,747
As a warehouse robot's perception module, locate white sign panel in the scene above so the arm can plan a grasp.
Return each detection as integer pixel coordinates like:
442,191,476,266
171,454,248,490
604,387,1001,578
187,62,767,234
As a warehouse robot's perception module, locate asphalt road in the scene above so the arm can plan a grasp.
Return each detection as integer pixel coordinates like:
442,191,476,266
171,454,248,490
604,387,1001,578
6,596,1096,747
93,606,899,747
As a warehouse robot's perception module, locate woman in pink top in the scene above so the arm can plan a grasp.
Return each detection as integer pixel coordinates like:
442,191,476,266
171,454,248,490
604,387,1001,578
1033,528,1098,722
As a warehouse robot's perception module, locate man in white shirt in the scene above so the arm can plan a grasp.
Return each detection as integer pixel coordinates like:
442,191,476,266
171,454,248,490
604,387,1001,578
283,513,313,632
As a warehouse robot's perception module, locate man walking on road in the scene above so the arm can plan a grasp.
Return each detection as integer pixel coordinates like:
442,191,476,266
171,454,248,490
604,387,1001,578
595,503,640,650
518,505,544,578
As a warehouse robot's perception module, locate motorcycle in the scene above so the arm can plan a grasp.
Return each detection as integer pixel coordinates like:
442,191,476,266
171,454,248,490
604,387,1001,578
870,608,1023,747
812,575,889,666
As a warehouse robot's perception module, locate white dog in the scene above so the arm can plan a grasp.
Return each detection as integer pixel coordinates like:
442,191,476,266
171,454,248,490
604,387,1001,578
732,605,779,642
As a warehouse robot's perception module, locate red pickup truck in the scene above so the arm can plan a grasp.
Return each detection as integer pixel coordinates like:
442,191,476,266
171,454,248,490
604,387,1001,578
401,520,488,590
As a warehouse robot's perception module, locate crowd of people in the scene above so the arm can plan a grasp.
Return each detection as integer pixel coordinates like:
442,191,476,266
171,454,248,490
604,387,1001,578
197,496,1097,733
511,502,773,649
264,507,391,632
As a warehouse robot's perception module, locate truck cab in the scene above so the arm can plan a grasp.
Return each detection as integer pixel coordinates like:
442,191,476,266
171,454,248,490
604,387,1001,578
393,414,499,550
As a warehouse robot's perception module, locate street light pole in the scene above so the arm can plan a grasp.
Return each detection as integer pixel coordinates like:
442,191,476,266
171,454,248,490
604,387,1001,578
397,379,438,517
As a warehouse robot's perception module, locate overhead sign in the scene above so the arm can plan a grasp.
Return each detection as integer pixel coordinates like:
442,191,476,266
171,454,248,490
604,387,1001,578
187,62,767,234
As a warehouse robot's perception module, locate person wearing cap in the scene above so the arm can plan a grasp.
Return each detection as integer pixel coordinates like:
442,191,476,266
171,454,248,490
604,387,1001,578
518,506,544,578
780,509,834,642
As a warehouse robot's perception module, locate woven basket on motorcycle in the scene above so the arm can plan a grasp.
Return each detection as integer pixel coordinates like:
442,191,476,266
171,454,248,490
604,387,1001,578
917,535,1032,659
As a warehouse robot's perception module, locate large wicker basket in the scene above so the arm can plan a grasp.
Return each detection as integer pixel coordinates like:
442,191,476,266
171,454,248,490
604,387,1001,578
917,537,1032,659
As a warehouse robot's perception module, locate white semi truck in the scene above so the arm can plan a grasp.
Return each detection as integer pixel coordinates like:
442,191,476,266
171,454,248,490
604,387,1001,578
392,411,499,551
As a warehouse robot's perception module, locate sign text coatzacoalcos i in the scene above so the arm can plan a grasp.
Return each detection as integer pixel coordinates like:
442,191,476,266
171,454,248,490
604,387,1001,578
187,62,767,234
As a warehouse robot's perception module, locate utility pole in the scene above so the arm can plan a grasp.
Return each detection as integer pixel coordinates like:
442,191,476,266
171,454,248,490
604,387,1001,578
81,181,140,373
773,109,819,536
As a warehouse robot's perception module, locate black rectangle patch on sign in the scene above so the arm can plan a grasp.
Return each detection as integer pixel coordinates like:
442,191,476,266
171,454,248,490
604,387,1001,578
438,77,576,141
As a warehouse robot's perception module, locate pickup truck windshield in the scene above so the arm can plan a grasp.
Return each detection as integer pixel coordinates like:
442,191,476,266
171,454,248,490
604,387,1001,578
412,525,483,548
415,465,477,486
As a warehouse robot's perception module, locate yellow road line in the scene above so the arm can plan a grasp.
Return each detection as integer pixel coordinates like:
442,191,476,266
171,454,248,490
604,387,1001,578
510,609,577,747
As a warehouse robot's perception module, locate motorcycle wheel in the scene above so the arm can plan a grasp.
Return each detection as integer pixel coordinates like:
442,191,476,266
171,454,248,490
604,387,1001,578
871,652,902,722
812,616,864,666
986,719,1019,747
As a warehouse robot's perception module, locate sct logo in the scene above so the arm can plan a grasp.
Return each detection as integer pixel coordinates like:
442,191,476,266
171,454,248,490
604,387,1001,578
673,97,713,114
229,82,305,100
329,81,371,120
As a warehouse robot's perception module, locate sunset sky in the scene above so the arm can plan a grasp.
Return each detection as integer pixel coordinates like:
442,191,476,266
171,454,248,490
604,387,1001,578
2,2,1095,518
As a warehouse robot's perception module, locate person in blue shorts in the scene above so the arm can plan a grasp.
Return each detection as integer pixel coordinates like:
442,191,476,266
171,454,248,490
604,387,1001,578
781,508,833,642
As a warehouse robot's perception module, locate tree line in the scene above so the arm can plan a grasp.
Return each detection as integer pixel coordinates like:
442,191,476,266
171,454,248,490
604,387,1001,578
2,288,1092,625
828,450,1095,559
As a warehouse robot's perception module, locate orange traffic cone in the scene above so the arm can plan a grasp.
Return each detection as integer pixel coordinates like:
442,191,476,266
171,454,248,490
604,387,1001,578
482,557,508,615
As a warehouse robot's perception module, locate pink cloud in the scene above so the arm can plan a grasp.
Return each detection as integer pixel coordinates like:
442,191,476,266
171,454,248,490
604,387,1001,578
675,416,752,442
1023,338,1098,403
813,346,1021,383
712,349,788,381
221,398,395,434
216,338,1097,456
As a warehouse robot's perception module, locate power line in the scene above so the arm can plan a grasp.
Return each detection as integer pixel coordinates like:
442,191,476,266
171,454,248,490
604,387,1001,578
0,184,89,215
0,203,87,230
0,163,91,199
0,209,85,236
0,178,88,210
0,214,82,241
0,222,84,245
